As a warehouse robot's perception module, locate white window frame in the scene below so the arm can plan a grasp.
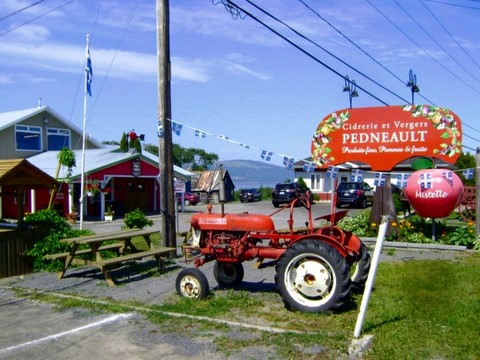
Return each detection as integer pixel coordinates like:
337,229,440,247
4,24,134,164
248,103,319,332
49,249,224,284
15,125,42,151
47,128,71,150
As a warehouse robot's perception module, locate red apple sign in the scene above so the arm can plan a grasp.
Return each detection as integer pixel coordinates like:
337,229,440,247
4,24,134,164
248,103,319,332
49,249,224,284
405,169,463,218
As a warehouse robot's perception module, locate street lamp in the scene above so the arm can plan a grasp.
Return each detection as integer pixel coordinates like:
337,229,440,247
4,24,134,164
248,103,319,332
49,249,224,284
407,69,420,105
343,75,359,109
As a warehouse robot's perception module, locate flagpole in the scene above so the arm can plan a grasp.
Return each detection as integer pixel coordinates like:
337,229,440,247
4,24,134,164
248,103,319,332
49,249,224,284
79,34,90,230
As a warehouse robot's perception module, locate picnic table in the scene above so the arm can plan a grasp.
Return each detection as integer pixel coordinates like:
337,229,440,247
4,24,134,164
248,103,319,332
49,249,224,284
46,228,175,286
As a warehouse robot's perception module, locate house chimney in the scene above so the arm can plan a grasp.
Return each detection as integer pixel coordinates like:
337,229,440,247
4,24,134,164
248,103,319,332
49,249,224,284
37,97,42,108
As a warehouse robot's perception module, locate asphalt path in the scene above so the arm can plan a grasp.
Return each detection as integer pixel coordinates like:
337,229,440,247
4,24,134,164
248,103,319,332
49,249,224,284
0,288,225,360
76,199,360,235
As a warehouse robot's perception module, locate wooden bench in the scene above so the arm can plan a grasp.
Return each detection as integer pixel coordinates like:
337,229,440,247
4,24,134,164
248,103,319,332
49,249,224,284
45,243,125,260
99,247,174,267
98,247,175,286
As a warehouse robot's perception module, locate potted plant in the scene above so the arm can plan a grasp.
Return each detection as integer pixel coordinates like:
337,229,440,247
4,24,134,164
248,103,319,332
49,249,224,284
104,205,115,221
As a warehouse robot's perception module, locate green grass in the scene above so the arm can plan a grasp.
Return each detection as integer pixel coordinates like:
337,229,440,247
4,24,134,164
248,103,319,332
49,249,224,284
14,252,480,359
362,254,480,359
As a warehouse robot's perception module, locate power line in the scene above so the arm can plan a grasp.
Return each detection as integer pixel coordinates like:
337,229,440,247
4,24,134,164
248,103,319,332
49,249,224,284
423,0,480,11
297,0,435,105
0,0,45,23
393,0,480,85
421,0,480,74
243,0,410,104
366,0,480,95
217,0,390,106
0,0,76,37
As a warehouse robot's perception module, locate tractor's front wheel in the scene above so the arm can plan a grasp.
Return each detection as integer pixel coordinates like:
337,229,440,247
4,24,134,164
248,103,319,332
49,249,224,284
214,262,244,288
275,240,351,313
176,268,209,299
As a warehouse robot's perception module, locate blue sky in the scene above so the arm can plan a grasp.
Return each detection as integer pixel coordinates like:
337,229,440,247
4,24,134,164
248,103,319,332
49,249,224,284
1,0,479,167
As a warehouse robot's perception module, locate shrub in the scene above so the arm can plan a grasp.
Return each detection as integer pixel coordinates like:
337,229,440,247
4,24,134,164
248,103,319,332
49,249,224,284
440,222,477,248
24,209,92,271
123,208,153,229
337,211,377,237
340,211,478,249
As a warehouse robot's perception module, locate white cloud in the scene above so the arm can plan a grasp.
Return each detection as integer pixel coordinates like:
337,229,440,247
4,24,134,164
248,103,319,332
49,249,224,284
0,41,210,83
224,61,270,80
0,75,13,84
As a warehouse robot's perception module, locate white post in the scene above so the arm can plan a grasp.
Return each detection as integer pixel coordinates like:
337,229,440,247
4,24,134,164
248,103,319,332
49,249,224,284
79,34,90,230
30,189,36,213
354,214,390,339
68,183,74,213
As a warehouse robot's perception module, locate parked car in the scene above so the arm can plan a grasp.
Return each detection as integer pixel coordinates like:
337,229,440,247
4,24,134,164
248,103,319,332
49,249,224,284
240,189,262,203
177,192,200,206
272,183,312,208
335,182,374,208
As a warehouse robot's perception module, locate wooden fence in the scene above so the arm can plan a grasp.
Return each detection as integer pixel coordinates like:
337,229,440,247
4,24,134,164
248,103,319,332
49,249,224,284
0,226,47,279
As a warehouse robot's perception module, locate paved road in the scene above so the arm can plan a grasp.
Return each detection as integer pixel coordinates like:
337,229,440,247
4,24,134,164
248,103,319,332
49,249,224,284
0,288,225,360
78,199,359,235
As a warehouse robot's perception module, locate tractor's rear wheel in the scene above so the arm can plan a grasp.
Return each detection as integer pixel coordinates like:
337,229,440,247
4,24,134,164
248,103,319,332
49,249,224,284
350,243,371,293
176,268,209,299
275,240,351,313
214,262,244,288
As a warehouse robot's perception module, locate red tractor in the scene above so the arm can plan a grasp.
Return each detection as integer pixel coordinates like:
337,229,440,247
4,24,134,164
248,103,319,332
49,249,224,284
176,195,371,313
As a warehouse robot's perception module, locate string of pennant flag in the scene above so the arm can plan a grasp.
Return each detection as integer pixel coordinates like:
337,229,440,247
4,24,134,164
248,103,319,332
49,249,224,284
325,165,475,189
158,117,475,184
158,118,299,170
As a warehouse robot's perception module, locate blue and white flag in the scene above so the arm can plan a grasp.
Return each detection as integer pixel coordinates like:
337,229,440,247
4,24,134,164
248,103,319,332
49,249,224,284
463,168,474,180
396,173,409,188
326,166,339,178
217,134,229,141
420,173,432,191
303,161,316,173
351,169,364,182
195,129,206,138
374,172,386,187
85,36,93,96
283,156,295,169
261,150,273,162
239,143,250,149
442,171,453,186
172,122,183,136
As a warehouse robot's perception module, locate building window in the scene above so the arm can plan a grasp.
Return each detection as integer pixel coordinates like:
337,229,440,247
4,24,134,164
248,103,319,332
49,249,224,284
47,128,71,150
310,174,322,190
15,125,42,151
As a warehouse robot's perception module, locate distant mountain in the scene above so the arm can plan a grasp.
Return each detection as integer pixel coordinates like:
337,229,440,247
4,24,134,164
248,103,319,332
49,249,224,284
221,160,294,189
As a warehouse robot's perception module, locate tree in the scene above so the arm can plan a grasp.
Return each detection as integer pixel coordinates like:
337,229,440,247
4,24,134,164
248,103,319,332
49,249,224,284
120,133,128,151
146,143,218,170
144,143,159,156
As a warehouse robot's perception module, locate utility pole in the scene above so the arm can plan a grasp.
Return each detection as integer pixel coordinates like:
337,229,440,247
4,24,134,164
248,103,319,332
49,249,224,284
156,0,176,249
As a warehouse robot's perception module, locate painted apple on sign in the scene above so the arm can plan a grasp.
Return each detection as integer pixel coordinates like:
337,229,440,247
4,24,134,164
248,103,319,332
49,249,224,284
404,169,463,218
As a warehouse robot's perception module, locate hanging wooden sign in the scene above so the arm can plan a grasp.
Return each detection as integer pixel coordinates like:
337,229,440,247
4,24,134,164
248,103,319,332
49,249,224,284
311,105,462,171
